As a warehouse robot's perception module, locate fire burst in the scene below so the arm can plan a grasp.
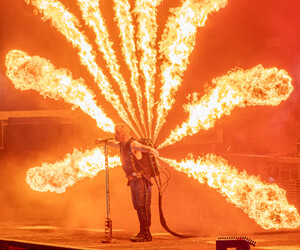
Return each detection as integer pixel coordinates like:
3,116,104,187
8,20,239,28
5,0,300,230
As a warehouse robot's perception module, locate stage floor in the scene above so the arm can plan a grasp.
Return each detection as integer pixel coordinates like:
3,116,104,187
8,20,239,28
0,223,299,249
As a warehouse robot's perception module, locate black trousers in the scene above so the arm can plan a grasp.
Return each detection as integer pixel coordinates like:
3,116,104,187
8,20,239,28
130,177,152,233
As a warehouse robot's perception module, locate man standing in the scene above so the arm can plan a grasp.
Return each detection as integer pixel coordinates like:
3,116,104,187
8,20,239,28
96,123,159,242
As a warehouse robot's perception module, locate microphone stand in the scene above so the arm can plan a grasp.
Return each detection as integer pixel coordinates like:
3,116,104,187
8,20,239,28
102,140,113,243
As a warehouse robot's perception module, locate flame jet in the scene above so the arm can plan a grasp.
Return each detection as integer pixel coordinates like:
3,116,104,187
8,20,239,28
76,0,144,137
134,0,162,139
158,65,293,149
113,0,147,136
26,147,121,193
161,154,300,230
5,50,115,133
24,0,140,137
154,0,228,141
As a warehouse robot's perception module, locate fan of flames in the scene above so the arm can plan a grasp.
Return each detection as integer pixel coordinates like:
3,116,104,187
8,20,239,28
4,0,300,230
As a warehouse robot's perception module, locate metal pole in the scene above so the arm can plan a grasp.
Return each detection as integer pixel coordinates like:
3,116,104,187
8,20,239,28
102,142,112,243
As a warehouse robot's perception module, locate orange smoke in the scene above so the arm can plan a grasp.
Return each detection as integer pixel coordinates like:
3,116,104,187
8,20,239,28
160,154,300,230
159,65,293,149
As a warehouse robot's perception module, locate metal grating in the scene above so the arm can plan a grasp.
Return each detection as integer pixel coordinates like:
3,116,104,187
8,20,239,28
216,236,256,250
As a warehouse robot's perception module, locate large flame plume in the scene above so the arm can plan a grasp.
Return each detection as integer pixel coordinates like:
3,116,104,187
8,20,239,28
24,0,140,137
5,50,115,133
113,0,146,136
5,0,299,230
134,0,162,138
160,154,300,230
26,147,121,193
159,65,293,149
76,0,143,136
154,0,228,141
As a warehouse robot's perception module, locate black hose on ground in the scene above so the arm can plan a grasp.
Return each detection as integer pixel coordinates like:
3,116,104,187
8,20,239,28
154,176,194,238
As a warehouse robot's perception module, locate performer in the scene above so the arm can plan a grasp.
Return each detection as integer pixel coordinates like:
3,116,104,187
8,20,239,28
96,123,159,242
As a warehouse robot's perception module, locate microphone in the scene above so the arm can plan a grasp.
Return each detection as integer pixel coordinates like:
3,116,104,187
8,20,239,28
95,137,114,144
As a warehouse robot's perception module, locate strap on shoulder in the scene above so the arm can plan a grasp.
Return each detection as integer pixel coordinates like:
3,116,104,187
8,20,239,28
127,137,138,172
126,137,135,148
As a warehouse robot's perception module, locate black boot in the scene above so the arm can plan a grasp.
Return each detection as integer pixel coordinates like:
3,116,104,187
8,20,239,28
130,207,152,242
130,229,152,242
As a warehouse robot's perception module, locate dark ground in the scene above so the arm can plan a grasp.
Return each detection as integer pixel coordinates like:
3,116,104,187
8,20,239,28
0,223,299,250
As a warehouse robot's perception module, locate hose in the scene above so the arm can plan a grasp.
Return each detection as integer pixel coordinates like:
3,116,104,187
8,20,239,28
154,175,194,238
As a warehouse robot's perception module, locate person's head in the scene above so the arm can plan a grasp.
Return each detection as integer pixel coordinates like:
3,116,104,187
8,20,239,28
114,123,130,143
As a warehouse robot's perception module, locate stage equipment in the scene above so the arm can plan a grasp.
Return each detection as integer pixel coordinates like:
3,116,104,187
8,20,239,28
101,139,113,243
139,138,160,177
95,138,114,144
216,236,256,250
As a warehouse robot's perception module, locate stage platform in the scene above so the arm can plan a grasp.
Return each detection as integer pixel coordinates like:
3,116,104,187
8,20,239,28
0,224,299,250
